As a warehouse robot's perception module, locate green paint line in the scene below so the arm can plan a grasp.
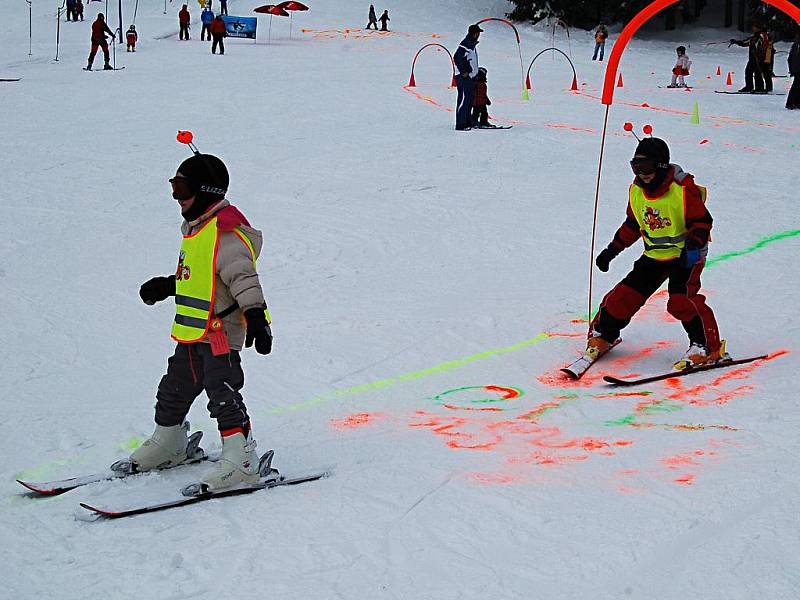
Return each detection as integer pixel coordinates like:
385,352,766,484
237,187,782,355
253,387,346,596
707,229,800,268
639,401,683,415
266,333,551,414
605,414,637,427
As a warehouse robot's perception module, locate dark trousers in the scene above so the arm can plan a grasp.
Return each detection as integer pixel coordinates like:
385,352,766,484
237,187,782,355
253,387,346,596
366,20,377,29
590,255,720,351
220,2,227,15
88,40,110,66
455,75,475,130
201,24,211,40
592,41,605,61
744,58,767,91
472,105,489,127
179,24,190,40
155,343,250,432
212,34,224,54
788,76,800,108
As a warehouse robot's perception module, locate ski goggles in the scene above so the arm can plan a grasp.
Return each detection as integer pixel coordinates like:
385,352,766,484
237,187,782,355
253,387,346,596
629,158,658,176
169,175,195,200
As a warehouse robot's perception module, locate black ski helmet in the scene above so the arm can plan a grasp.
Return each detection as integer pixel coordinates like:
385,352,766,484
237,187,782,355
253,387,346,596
634,137,670,169
175,153,229,220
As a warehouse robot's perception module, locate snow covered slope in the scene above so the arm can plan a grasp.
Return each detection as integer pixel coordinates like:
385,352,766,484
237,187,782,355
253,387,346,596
2,1,799,599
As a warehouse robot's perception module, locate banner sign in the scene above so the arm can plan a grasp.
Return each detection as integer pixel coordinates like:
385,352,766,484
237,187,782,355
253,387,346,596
221,16,257,39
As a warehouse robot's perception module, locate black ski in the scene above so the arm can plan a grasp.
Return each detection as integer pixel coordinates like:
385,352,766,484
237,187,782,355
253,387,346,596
80,471,331,518
83,66,126,71
715,90,785,96
603,354,768,386
0,78,21,82
476,125,513,129
17,431,212,496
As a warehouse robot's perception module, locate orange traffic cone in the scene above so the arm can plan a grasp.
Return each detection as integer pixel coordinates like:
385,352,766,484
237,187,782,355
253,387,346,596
617,72,624,87
571,74,578,91
408,72,416,87
726,71,733,86
451,74,456,88
716,65,721,76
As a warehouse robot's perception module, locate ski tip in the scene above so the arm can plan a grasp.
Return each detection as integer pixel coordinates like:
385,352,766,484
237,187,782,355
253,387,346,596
79,502,119,517
17,480,60,495
559,368,580,381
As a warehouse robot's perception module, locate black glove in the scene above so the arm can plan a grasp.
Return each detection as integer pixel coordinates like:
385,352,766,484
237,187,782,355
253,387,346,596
244,307,273,355
139,275,176,305
595,247,619,273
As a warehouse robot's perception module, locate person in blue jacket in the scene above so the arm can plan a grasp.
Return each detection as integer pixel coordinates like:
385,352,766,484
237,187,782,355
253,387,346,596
201,6,214,41
453,24,482,131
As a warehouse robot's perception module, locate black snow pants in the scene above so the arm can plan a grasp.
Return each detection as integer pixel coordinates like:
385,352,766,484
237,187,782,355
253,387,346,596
787,76,800,109
455,75,475,130
212,33,225,54
154,343,250,432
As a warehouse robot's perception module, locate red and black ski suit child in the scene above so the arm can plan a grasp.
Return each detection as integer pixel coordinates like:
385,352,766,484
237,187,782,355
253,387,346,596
87,14,114,70
179,5,191,40
472,68,490,127
591,139,721,354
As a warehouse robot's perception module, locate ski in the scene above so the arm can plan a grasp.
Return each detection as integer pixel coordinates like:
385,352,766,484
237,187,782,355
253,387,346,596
17,431,213,496
715,90,785,95
0,78,21,82
83,66,126,71
657,85,693,89
560,339,621,380
475,125,513,129
80,454,330,519
603,354,769,386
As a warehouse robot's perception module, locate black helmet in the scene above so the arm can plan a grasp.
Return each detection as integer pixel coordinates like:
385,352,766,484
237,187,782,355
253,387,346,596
634,137,670,169
175,154,229,220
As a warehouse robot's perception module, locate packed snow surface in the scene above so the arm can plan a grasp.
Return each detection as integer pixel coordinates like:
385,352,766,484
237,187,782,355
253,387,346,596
2,1,799,598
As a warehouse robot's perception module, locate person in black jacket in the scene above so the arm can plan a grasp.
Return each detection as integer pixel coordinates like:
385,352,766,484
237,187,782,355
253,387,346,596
366,5,378,30
788,34,800,110
453,24,482,130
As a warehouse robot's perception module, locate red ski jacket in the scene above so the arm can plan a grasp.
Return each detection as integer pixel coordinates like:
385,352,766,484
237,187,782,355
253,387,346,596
179,8,190,25
210,18,226,35
474,81,490,107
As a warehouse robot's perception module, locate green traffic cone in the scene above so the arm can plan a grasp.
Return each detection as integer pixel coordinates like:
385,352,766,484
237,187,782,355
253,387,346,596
690,101,700,124
522,86,529,101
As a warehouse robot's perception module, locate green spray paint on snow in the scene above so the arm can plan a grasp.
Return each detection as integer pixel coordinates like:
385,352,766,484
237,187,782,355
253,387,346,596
706,229,800,268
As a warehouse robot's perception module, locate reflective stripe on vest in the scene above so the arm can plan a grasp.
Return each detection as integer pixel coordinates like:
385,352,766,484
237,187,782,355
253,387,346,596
629,182,688,260
171,218,220,342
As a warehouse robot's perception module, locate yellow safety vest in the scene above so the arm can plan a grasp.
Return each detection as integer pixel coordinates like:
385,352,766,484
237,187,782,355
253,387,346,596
629,181,706,261
171,218,272,343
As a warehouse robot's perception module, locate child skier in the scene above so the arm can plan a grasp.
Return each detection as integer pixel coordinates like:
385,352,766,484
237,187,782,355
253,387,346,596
472,67,492,128
668,46,691,88
126,25,138,52
588,134,726,370
129,148,274,492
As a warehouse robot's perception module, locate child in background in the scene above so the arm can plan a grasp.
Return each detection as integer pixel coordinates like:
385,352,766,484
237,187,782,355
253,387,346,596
126,25,138,52
669,46,691,88
472,67,493,128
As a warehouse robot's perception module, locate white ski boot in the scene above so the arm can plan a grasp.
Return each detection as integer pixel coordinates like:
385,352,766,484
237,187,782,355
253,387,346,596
128,422,194,472
674,340,729,370
200,431,260,491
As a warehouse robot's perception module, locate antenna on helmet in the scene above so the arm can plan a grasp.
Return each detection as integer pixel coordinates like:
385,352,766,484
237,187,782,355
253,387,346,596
623,122,641,142
177,130,200,155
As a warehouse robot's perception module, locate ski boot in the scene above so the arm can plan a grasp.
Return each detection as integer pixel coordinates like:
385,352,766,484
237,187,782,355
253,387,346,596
585,331,620,361
673,339,729,371
667,83,678,88
118,421,202,474
85,61,93,71
103,62,113,70
198,430,260,491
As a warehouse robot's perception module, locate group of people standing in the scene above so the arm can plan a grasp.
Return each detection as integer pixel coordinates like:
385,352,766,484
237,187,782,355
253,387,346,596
180,4,228,55
65,0,85,22
366,5,390,31
453,24,495,130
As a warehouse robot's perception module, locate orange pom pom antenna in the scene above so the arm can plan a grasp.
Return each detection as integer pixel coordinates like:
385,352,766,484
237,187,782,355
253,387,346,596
623,122,634,132
642,124,653,135
176,130,200,155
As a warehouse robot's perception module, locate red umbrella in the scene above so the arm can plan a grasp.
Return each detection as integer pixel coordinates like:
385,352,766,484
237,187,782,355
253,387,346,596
253,5,289,43
277,1,309,39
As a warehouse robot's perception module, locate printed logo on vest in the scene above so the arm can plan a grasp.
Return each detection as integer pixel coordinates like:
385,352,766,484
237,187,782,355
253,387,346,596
176,250,191,281
643,206,672,231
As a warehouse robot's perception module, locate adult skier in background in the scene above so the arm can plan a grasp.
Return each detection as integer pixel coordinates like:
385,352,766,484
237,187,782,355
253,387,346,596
592,23,608,61
179,4,191,40
201,5,214,41
130,151,274,491
730,22,771,93
379,9,390,32
211,14,227,54
366,5,378,30
589,136,726,370
453,23,482,130
86,13,115,70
